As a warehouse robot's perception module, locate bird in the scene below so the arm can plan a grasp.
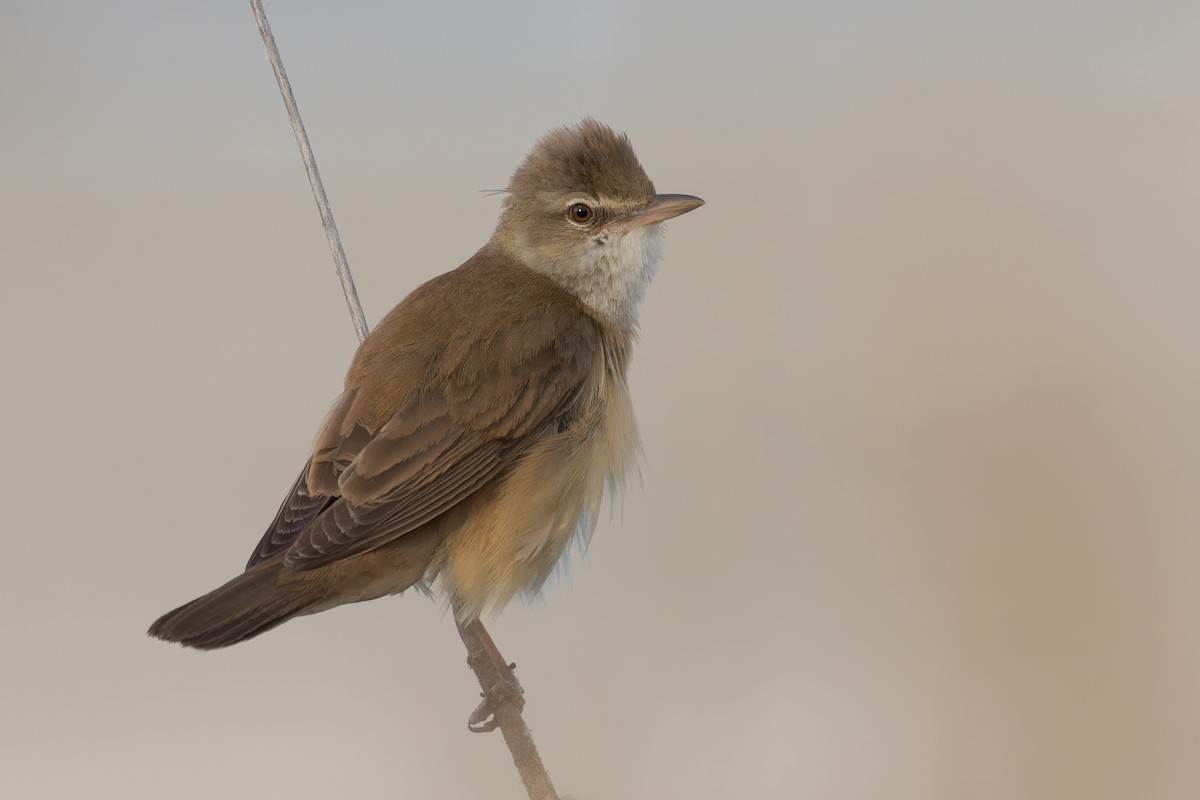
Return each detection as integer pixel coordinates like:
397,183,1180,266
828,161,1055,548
149,118,703,650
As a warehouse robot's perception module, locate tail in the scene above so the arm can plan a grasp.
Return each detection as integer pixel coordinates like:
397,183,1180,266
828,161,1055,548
148,562,324,650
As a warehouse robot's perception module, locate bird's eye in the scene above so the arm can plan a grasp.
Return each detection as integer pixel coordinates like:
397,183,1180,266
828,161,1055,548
567,203,594,224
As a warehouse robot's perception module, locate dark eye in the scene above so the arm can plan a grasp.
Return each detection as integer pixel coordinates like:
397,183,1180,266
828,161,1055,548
568,203,594,224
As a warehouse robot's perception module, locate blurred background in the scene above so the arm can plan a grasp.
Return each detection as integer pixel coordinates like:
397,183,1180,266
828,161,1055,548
2,1,1198,798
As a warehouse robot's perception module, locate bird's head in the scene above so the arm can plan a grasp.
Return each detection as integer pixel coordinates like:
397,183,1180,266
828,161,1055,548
494,119,703,328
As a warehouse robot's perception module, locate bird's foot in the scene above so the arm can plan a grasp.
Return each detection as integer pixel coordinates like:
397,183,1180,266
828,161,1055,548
467,660,525,733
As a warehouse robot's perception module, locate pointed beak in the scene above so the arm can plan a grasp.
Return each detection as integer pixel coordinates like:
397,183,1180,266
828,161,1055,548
617,193,705,231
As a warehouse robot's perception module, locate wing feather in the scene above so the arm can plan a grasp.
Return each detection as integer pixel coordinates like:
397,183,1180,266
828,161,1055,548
276,302,601,572
244,466,335,569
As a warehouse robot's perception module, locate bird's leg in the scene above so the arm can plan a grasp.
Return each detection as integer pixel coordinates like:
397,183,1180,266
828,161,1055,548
453,617,558,797
470,617,514,676
455,613,526,733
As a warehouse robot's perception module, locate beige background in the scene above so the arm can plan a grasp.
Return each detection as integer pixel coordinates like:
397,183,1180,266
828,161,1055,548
3,2,1199,798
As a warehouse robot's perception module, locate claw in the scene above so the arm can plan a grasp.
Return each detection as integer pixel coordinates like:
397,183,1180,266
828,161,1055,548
466,673,526,733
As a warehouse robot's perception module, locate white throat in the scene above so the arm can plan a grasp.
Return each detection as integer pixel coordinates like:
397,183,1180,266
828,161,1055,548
565,225,663,331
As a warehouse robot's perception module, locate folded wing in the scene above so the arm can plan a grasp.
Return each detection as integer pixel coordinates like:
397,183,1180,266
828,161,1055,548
245,300,601,574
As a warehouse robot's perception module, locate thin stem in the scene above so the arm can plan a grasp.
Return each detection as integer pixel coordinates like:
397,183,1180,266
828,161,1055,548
457,619,561,800
245,4,558,798
249,0,369,344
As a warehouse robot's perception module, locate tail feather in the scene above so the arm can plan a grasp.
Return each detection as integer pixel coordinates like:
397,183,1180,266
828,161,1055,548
149,562,323,650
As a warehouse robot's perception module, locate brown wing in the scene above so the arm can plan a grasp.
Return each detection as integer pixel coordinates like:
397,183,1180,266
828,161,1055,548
243,389,369,569
244,465,335,569
279,302,602,571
